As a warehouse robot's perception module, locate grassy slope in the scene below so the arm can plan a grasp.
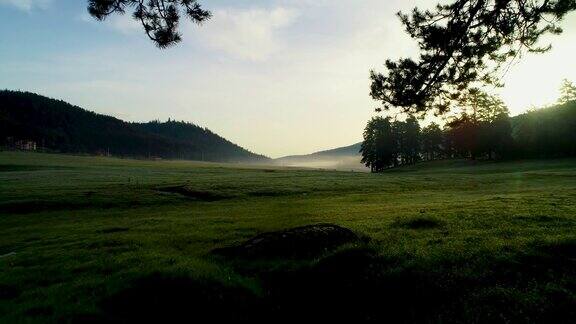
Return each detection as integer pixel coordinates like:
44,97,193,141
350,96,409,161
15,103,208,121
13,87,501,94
1,152,576,322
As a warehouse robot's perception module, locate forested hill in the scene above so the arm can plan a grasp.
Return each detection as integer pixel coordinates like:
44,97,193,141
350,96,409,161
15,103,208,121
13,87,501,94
511,100,576,157
0,90,268,162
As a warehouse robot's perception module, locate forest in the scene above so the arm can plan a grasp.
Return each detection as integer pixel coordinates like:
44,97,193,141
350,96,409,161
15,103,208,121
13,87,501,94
361,81,576,172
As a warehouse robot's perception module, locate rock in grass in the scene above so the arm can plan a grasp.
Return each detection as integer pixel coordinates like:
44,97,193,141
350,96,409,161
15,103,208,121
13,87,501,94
213,224,359,259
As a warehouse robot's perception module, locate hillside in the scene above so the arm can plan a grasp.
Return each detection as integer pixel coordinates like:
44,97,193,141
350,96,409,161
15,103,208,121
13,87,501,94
0,90,268,162
306,142,362,157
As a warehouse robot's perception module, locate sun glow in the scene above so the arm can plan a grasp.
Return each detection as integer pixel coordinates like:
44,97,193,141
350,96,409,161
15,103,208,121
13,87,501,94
498,13,576,116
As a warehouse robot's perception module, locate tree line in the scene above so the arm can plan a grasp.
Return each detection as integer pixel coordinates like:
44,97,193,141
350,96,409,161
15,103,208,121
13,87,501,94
361,80,576,172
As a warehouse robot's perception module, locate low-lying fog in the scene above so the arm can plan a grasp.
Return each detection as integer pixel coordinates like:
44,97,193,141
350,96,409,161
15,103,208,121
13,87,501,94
273,155,368,172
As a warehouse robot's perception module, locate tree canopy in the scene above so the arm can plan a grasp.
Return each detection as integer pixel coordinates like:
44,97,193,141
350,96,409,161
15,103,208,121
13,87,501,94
451,88,510,123
370,0,576,115
87,0,211,48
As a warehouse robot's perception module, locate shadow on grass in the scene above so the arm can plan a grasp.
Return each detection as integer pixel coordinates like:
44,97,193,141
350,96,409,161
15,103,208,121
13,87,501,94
391,216,445,229
0,201,89,214
92,229,576,323
97,274,260,323
98,227,130,234
96,247,449,323
156,186,233,202
0,284,20,300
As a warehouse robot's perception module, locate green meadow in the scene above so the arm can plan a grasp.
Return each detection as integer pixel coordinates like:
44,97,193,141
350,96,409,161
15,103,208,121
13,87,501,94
2,151,576,322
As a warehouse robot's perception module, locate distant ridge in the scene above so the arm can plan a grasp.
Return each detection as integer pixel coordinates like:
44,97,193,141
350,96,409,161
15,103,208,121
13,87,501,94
296,142,361,158
0,90,268,162
275,142,366,171
277,142,361,160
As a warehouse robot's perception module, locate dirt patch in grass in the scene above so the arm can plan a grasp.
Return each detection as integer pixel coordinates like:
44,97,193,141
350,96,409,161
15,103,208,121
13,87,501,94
213,224,359,259
156,186,233,202
392,216,445,229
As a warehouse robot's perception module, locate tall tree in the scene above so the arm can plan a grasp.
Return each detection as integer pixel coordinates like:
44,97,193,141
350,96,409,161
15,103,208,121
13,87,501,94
87,0,211,48
558,79,576,104
396,116,421,165
422,122,444,160
445,89,511,159
361,117,396,172
481,114,513,159
445,115,480,159
370,0,576,115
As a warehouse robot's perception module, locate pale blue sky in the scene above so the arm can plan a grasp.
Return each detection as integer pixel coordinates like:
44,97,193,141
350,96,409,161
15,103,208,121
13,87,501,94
1,0,575,157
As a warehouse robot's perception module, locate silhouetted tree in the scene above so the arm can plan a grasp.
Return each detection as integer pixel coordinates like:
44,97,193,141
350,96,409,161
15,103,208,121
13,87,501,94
391,120,403,167
476,94,512,159
481,114,513,159
422,122,443,160
370,0,576,115
558,79,576,104
445,115,479,159
87,0,211,48
361,117,396,172
396,116,421,165
475,93,509,123
444,89,511,159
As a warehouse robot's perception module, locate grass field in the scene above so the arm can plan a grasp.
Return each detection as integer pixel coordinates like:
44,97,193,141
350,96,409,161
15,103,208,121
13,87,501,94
2,152,576,323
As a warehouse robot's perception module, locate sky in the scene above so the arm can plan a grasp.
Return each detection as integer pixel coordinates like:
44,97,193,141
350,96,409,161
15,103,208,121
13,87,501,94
1,0,575,158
